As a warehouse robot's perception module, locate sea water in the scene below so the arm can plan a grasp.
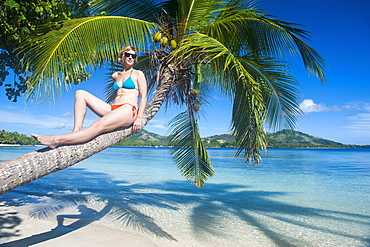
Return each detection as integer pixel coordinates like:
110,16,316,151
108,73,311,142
0,146,369,246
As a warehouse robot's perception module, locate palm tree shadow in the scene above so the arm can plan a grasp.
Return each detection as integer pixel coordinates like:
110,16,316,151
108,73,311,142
0,167,177,246
0,204,109,247
177,182,369,246
0,208,22,239
0,168,369,246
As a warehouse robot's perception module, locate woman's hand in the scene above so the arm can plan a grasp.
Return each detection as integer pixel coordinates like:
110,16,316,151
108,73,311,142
132,117,142,133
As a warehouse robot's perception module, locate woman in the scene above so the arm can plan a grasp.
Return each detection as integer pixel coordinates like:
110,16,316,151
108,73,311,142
31,45,147,149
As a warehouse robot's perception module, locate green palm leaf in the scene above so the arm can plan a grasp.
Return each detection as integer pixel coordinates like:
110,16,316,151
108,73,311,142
173,32,267,162
20,16,157,102
90,0,163,23
168,111,214,188
202,2,326,82
236,55,301,130
177,0,222,32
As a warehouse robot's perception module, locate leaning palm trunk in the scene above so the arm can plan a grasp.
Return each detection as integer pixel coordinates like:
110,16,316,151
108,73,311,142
0,67,174,195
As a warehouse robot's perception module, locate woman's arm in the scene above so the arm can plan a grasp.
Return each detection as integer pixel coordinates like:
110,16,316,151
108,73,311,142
132,70,147,133
112,71,119,81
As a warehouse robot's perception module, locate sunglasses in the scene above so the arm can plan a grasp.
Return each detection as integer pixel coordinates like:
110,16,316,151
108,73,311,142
124,52,137,59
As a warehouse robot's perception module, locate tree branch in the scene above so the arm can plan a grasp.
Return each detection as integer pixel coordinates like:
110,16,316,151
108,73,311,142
0,76,173,194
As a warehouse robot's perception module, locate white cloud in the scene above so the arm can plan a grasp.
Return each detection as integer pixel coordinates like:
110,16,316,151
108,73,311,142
299,99,331,113
146,119,167,129
0,110,53,128
342,102,370,111
346,113,370,131
212,95,221,101
62,112,72,117
299,99,345,114
54,123,68,129
0,108,93,131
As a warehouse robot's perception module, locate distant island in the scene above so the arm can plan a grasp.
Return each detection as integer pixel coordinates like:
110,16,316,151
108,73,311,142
1,129,369,149
0,130,39,146
118,129,369,149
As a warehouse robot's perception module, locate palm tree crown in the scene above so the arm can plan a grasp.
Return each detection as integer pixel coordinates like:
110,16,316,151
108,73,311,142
20,0,325,187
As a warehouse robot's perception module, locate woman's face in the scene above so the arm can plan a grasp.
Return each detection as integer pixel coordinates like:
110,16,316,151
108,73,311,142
122,49,136,66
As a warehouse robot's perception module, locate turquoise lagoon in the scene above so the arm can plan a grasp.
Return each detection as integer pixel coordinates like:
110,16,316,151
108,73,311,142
1,146,369,246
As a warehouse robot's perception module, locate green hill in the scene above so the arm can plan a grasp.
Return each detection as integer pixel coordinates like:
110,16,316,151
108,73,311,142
124,129,354,148
114,129,171,147
266,129,344,148
202,133,235,147
2,129,369,148
202,129,368,148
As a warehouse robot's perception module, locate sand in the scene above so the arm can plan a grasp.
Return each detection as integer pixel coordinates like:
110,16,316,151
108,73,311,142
0,201,159,247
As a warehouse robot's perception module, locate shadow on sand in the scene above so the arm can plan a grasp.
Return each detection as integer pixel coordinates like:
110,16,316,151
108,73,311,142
0,166,369,246
0,205,105,247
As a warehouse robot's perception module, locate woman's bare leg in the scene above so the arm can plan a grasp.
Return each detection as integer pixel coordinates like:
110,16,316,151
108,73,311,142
31,105,136,148
73,90,111,132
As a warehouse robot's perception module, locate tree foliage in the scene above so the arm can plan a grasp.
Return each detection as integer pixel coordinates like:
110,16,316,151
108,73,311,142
17,0,326,187
0,130,38,145
0,0,91,102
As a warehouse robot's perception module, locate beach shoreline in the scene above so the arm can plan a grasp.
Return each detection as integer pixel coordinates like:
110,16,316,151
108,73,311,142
0,144,30,147
0,144,41,147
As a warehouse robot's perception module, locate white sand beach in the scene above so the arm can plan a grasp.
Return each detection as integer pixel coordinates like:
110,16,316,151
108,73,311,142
0,201,167,247
0,201,160,247
0,197,277,247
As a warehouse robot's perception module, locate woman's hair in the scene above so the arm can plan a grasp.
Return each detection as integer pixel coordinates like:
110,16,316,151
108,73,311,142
118,45,137,62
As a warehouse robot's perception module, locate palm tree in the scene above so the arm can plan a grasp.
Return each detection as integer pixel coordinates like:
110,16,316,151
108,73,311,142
0,0,325,194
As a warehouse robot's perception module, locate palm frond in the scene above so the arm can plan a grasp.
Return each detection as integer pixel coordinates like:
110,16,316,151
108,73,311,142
178,0,224,33
287,34,326,81
256,15,326,81
173,31,300,162
104,68,118,105
202,5,326,82
237,55,302,130
19,16,157,102
232,90,267,164
168,111,214,188
173,31,265,114
195,53,300,160
90,0,163,23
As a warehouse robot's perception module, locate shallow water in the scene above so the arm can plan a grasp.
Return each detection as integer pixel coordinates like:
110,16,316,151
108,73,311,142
1,146,369,246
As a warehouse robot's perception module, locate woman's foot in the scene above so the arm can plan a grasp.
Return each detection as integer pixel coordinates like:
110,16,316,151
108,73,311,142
30,133,59,149
72,127,82,133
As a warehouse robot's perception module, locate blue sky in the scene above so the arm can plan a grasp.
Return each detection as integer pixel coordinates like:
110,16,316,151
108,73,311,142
1,0,369,145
